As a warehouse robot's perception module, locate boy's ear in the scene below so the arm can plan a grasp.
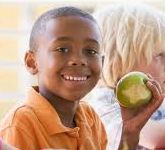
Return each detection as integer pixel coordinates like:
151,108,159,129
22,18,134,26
24,50,38,75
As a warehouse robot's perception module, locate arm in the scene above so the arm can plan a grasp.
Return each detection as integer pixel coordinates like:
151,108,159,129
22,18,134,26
118,79,164,150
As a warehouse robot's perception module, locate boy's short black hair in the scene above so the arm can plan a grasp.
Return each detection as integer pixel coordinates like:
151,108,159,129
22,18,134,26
29,6,96,51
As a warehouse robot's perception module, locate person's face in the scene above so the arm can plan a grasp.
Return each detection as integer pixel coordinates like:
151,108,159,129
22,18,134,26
34,16,102,101
134,49,165,93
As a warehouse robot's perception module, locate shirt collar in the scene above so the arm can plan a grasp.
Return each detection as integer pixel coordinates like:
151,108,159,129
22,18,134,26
25,86,93,135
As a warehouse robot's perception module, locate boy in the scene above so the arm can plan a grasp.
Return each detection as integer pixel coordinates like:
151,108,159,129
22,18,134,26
0,6,107,150
0,6,163,150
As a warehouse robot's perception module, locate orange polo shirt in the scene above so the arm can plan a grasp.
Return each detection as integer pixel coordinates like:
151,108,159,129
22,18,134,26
0,87,107,150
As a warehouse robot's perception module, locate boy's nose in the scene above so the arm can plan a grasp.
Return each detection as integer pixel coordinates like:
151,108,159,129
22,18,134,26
68,56,87,66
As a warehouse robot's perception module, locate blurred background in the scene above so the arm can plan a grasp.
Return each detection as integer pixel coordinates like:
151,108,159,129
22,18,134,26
0,0,165,119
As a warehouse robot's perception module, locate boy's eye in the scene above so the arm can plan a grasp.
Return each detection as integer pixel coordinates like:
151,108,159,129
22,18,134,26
56,47,69,53
86,48,99,55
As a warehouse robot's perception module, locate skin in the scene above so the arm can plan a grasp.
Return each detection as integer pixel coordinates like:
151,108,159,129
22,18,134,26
25,16,102,128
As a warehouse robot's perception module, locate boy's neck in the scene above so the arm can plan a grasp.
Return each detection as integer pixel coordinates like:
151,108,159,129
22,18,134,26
52,100,79,128
39,89,79,128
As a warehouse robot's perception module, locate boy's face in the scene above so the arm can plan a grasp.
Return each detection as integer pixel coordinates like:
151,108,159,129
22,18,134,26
32,16,102,101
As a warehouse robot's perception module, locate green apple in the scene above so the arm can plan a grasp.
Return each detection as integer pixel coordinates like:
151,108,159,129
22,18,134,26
116,71,152,108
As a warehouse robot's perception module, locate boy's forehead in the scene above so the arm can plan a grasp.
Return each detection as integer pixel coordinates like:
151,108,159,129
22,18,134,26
46,15,97,29
42,16,102,43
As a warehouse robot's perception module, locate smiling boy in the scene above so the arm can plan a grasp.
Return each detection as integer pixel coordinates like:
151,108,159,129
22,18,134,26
0,7,107,150
0,5,163,150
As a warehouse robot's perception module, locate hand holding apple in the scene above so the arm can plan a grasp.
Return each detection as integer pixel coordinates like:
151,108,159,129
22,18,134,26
117,72,164,150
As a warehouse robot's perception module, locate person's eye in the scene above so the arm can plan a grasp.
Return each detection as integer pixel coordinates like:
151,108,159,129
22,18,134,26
154,52,165,63
156,53,163,57
155,53,163,60
56,47,69,53
85,48,99,55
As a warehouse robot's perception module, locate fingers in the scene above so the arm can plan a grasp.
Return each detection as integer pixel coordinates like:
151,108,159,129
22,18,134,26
146,73,152,79
152,80,162,94
146,74,162,94
146,80,161,99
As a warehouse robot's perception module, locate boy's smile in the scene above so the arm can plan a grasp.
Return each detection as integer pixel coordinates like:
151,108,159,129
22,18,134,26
60,66,91,88
32,16,102,101
61,69,90,84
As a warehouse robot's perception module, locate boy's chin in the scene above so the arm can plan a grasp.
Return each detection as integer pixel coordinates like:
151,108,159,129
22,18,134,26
65,95,85,102
63,93,88,102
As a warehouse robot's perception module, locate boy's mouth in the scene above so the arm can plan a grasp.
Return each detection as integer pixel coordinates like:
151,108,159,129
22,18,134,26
61,74,90,81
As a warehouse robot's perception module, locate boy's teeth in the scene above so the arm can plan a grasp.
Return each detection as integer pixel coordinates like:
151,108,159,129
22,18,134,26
63,75,87,81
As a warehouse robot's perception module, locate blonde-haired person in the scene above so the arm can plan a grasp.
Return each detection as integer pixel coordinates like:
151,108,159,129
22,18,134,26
88,3,165,150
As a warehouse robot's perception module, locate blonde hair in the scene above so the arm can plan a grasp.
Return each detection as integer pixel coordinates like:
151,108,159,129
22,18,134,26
94,3,165,87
